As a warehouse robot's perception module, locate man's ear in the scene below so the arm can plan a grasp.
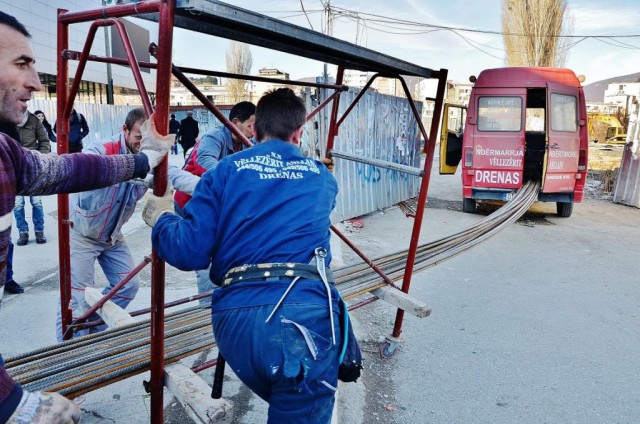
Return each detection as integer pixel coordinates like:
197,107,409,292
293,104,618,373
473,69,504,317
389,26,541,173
291,126,304,145
251,122,257,139
122,124,128,134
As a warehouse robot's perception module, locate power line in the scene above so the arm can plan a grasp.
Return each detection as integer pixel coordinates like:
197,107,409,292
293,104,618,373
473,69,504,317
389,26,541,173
299,0,315,30
330,6,640,39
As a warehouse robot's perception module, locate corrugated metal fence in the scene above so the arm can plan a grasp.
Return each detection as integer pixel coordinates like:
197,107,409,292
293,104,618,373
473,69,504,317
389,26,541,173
30,90,423,221
613,102,640,208
309,88,423,222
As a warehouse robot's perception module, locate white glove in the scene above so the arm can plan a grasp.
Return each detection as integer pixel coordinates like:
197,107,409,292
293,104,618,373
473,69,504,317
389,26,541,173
130,174,154,189
142,183,175,227
7,390,81,424
140,113,176,169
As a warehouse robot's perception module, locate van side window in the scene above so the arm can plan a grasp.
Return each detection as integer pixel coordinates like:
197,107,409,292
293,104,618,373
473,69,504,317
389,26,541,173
477,97,522,132
550,93,577,132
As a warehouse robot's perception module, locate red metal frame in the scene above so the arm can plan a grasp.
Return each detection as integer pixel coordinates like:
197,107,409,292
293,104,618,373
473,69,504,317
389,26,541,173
56,2,448,418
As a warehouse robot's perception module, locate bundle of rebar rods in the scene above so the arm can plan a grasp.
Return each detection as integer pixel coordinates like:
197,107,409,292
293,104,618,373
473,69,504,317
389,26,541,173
6,181,539,396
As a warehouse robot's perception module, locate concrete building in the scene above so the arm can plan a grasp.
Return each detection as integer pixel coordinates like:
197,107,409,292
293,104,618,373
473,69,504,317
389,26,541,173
1,0,157,105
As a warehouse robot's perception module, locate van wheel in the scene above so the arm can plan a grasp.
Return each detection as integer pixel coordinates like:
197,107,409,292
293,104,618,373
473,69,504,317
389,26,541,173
556,201,573,217
462,198,476,213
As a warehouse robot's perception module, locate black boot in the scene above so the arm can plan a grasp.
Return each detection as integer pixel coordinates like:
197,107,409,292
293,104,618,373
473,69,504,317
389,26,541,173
4,280,25,294
35,231,47,244
16,232,28,246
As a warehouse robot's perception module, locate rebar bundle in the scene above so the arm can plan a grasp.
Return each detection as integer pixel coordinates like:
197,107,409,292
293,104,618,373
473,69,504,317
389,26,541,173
5,181,539,396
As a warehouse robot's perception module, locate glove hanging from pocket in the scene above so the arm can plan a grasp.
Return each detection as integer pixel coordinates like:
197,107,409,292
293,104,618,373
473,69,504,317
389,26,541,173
337,297,363,383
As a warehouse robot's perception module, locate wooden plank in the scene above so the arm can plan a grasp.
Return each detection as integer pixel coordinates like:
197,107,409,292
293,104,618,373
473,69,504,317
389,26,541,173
370,286,431,318
84,287,135,328
164,363,233,423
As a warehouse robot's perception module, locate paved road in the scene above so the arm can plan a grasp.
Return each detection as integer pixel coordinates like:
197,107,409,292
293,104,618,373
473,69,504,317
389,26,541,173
2,151,638,423
345,167,640,424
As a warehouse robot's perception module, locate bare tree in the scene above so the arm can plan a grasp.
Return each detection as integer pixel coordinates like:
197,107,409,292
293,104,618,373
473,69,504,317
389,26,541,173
225,41,253,103
502,0,572,67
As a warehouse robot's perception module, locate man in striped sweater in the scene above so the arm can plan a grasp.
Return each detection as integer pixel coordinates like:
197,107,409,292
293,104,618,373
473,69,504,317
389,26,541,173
0,12,173,423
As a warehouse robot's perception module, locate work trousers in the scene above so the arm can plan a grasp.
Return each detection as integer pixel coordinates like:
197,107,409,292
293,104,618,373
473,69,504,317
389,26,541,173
13,196,44,234
56,230,140,341
211,279,342,424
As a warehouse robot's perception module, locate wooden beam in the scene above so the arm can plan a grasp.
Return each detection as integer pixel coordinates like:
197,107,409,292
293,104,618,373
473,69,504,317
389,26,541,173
164,363,233,423
84,287,135,328
370,286,431,318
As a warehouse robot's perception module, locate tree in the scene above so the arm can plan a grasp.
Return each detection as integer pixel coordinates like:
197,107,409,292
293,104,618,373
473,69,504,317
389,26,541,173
502,0,572,67
225,41,252,103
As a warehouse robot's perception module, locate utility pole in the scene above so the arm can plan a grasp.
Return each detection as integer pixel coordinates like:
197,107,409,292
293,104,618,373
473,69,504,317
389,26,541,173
102,0,114,104
322,1,333,84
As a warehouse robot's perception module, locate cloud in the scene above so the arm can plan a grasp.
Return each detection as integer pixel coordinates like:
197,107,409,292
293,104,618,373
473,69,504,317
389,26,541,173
569,4,640,33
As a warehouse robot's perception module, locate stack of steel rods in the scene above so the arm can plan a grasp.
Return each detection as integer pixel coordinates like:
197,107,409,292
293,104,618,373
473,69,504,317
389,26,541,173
334,181,540,298
6,181,539,396
6,306,215,397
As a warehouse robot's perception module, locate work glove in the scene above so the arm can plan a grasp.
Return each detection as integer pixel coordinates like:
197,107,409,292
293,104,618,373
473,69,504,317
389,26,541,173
321,157,335,173
140,113,176,169
142,183,175,227
7,390,81,424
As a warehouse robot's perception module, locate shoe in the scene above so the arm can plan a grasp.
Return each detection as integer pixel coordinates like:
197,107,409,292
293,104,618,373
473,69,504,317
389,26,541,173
35,231,46,244
16,232,28,246
4,280,24,294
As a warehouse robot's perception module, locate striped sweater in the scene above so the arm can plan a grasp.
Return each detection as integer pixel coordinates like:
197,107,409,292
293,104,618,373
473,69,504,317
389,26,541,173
0,131,149,422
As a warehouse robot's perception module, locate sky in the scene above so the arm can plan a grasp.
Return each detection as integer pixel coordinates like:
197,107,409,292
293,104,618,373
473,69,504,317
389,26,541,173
159,0,640,86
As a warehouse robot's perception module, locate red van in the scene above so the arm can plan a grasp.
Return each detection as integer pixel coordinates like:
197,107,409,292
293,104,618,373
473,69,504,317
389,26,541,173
440,67,588,217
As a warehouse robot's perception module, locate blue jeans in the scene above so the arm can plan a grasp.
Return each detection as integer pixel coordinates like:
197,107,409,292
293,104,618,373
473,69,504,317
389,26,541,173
211,279,342,424
6,239,13,282
13,195,44,233
56,230,140,341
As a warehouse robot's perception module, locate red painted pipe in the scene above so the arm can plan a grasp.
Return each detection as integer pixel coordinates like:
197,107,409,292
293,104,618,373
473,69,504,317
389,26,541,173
56,9,72,340
391,70,448,338
149,1,175,421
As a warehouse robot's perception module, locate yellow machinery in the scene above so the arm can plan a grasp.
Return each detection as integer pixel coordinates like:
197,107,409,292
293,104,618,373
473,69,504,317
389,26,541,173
588,113,626,143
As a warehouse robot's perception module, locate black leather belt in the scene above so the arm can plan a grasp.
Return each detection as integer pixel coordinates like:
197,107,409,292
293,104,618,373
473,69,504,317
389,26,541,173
222,262,334,287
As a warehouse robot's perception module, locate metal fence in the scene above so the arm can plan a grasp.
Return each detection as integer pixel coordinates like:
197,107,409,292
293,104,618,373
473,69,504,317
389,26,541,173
309,88,423,222
30,90,423,221
613,102,640,208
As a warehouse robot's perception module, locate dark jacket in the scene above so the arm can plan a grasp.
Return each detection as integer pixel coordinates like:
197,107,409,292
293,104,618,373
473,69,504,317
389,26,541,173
55,110,89,146
178,116,199,149
18,113,51,153
169,118,181,135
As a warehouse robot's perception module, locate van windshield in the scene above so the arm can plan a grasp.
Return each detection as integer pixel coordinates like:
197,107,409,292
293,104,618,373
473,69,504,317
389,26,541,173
477,97,522,132
550,93,577,132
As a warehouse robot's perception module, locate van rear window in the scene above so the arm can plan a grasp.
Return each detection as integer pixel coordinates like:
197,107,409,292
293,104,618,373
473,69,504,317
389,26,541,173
477,97,522,132
550,93,577,132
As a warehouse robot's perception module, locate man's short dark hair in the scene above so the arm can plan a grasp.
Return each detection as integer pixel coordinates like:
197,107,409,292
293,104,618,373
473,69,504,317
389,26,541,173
171,113,176,119
229,101,256,123
255,89,305,142
0,11,31,38
125,108,146,131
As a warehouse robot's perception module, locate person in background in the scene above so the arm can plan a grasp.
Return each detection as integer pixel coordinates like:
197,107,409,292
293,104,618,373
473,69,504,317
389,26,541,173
55,107,200,341
34,110,56,143
169,113,180,155
14,110,51,245
174,101,255,303
178,110,199,159
0,11,174,423
4,239,23,294
54,107,89,153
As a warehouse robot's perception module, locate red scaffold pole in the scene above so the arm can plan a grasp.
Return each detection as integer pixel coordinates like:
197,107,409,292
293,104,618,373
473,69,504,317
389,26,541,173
149,0,175,422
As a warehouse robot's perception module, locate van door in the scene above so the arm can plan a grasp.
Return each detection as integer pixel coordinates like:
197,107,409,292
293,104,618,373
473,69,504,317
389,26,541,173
439,104,467,174
543,83,580,193
467,88,526,191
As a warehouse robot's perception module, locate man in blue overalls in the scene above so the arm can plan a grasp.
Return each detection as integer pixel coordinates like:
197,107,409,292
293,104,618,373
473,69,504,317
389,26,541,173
145,88,342,423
